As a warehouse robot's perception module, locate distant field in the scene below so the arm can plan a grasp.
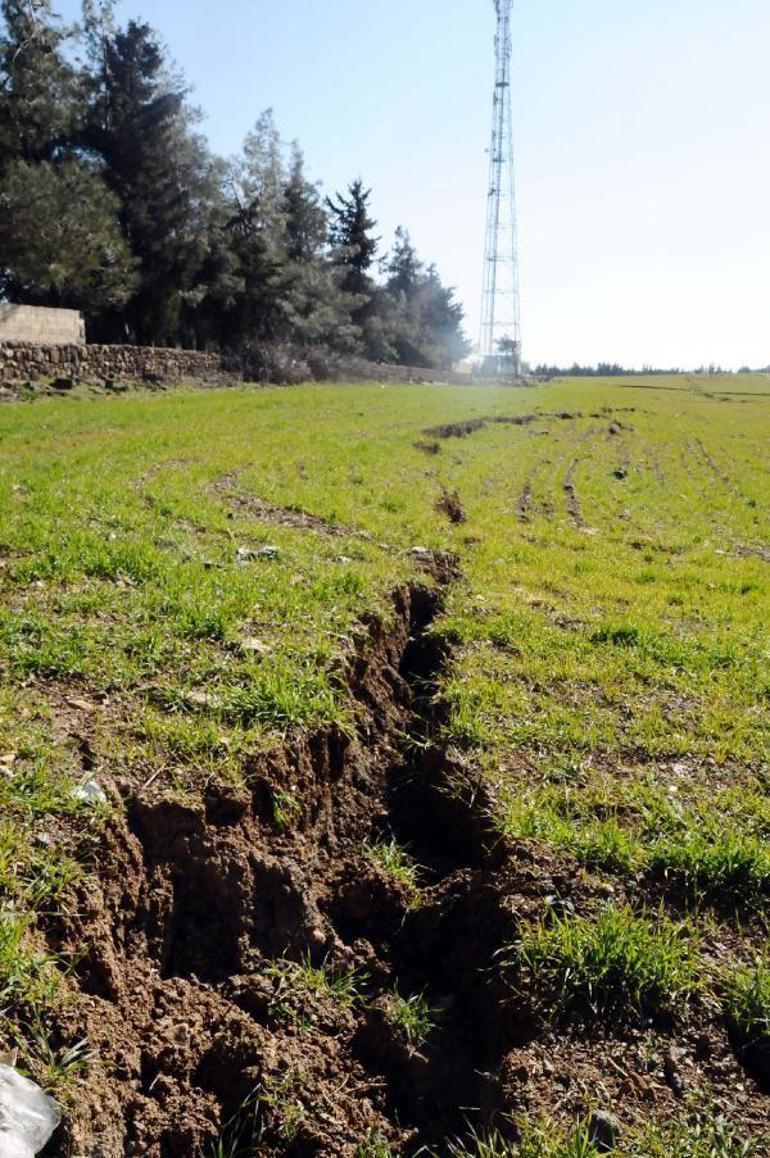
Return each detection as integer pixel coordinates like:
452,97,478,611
0,376,768,1156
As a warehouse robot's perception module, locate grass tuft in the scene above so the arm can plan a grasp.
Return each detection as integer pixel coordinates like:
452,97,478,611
445,1119,603,1158
264,953,362,1010
649,827,770,902
724,956,770,1052
514,904,698,1019
364,837,420,892
0,913,61,1011
383,986,436,1049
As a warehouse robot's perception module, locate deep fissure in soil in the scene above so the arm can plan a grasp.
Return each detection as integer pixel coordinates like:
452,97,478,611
43,566,768,1156
45,575,519,1156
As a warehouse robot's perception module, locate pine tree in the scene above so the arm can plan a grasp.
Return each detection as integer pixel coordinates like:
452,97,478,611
0,1,136,317
327,179,379,300
413,264,469,368
0,158,136,310
380,229,469,368
281,144,358,349
0,0,77,173
284,143,326,265
81,19,218,343
222,110,292,343
384,226,423,299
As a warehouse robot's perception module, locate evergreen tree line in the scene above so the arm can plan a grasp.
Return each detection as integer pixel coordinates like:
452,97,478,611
532,363,750,377
0,0,468,369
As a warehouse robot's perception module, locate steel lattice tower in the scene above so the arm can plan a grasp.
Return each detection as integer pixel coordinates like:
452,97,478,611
480,0,521,378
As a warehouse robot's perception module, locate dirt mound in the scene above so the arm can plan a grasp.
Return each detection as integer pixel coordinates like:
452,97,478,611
435,489,467,525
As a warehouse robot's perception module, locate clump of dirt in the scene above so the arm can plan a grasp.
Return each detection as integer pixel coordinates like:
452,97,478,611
414,439,441,456
518,479,533,520
435,488,467,525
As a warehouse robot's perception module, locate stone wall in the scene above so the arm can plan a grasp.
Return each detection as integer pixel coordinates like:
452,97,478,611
0,338,478,390
0,342,226,385
0,304,85,345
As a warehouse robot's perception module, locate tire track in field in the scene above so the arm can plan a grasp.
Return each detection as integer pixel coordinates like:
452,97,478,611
690,437,767,546
689,437,741,499
563,457,583,525
677,444,731,540
643,450,666,486
517,449,553,521
677,439,766,554
519,416,586,522
558,424,603,526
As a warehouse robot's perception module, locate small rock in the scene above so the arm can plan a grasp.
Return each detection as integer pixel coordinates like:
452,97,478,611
66,697,96,713
236,545,279,564
186,689,214,709
72,778,107,805
241,637,270,656
588,1110,621,1152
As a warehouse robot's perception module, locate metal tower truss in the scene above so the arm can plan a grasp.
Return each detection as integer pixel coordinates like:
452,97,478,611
480,0,521,378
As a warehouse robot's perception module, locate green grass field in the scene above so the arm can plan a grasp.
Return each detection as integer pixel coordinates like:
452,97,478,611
0,374,769,1154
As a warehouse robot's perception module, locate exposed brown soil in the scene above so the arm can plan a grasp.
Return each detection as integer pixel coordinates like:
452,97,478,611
421,410,594,442
516,454,555,523
413,440,442,456
212,473,356,539
563,457,583,525
435,489,467,525
518,478,533,521
423,414,538,440
734,543,770,563
29,566,770,1156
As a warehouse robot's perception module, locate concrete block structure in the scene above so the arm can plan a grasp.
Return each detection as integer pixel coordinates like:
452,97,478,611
0,303,85,345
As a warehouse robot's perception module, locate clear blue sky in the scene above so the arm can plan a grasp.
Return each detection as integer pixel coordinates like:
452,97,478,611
55,0,770,368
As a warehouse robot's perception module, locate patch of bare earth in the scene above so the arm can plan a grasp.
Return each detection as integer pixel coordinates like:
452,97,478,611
210,472,356,539
24,570,769,1155
734,543,770,563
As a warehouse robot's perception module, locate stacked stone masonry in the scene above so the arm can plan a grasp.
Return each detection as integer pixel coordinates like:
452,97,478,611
0,342,476,388
0,342,225,385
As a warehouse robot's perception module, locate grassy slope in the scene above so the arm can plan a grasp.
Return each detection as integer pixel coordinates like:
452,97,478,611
0,374,768,1151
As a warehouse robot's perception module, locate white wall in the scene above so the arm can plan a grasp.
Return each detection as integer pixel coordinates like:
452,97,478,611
0,304,85,345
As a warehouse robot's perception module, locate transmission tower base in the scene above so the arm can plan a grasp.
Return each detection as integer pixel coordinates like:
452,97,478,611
479,353,522,383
